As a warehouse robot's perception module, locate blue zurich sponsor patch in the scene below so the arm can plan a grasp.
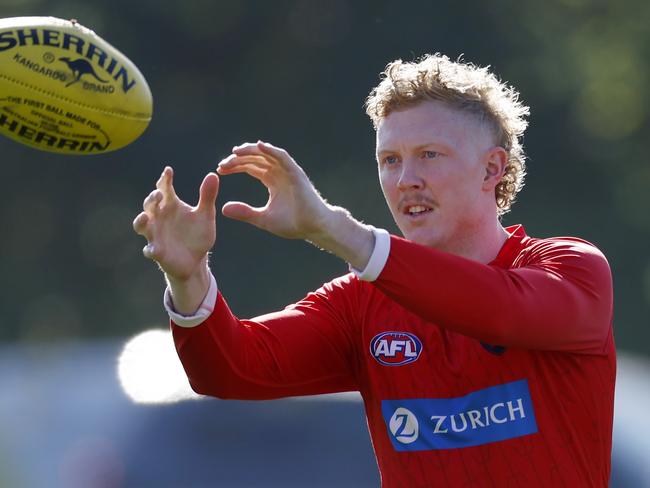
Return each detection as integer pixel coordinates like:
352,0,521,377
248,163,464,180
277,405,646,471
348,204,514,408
382,379,537,451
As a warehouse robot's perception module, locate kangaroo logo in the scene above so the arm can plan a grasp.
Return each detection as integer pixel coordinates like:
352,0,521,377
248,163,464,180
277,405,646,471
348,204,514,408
59,57,108,87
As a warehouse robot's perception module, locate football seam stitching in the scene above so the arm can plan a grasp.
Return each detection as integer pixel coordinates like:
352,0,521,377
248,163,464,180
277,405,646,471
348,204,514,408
0,73,152,121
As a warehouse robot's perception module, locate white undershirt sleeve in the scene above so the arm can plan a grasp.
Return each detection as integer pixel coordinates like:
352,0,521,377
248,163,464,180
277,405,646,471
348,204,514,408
349,226,391,282
163,273,218,328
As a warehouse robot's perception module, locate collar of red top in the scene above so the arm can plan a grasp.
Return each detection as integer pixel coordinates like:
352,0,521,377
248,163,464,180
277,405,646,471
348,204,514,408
489,224,528,268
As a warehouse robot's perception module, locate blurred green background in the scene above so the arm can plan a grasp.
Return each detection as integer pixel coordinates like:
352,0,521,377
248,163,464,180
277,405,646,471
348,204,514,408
1,0,648,357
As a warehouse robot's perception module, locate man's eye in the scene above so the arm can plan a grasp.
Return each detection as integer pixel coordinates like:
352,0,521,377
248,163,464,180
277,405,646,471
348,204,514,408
384,155,398,165
423,150,439,159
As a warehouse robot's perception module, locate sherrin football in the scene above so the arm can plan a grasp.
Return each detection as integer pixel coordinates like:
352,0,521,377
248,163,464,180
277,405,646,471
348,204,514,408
0,16,153,154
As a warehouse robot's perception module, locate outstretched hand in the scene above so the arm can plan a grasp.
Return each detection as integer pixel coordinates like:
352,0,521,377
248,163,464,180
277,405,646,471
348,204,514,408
133,166,218,282
217,141,331,241
133,140,372,310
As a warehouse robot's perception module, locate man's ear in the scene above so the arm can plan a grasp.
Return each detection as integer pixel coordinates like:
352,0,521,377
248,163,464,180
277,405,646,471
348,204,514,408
482,147,508,191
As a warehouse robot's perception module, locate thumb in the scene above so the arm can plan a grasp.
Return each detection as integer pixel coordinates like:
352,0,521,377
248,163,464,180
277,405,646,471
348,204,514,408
222,201,265,225
196,173,219,213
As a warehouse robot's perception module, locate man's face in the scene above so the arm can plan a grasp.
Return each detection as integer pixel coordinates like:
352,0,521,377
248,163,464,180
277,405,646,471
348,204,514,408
376,100,500,251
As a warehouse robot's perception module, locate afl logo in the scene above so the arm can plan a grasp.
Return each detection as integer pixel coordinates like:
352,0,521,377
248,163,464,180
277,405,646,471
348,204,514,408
370,331,422,366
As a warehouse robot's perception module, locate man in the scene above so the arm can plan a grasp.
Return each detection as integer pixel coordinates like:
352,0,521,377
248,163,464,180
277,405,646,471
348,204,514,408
133,54,615,487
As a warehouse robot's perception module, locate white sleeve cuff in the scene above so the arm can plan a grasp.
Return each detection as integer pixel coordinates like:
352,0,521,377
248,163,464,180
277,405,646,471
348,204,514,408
164,273,218,328
350,226,391,282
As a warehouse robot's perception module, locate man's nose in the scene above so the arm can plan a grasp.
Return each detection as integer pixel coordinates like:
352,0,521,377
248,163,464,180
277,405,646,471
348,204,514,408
397,159,424,190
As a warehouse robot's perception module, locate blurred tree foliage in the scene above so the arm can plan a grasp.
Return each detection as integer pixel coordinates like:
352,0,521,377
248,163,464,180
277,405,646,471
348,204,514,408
0,0,648,355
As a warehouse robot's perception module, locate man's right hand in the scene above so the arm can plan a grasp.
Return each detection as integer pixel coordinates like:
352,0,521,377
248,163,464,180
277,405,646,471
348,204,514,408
133,167,218,313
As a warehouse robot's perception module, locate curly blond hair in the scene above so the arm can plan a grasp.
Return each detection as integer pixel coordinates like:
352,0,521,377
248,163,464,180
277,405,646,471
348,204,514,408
365,54,530,215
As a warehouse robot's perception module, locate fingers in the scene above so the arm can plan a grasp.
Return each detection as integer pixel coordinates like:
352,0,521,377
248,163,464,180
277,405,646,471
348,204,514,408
143,165,177,215
132,212,150,237
134,167,176,263
255,141,292,164
196,172,220,213
218,153,274,185
231,141,293,170
218,163,269,182
231,141,266,155
156,166,178,202
221,201,264,226
218,154,272,172
143,189,163,213
133,212,158,260
142,243,157,260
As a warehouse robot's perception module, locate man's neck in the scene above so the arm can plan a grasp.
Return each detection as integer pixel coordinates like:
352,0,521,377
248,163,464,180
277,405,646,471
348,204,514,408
439,220,510,264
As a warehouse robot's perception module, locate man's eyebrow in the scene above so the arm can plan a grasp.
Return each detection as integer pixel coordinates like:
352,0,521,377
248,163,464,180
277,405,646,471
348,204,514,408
376,141,452,155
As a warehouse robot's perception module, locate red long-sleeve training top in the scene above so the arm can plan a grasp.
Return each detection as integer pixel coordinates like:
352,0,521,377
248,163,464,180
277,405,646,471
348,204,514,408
171,225,615,487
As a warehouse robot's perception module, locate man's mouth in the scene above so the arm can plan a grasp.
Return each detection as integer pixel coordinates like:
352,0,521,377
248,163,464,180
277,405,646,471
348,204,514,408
403,204,434,216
